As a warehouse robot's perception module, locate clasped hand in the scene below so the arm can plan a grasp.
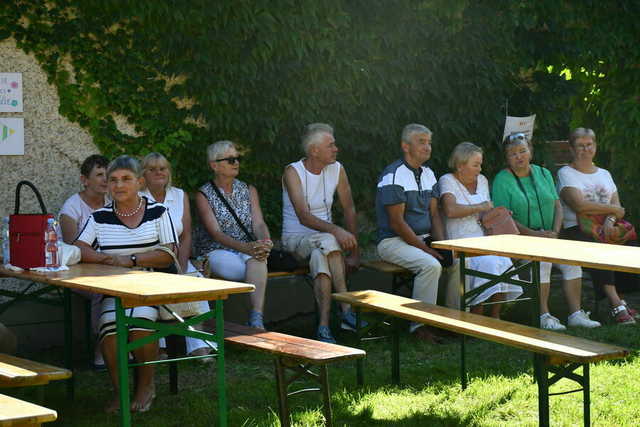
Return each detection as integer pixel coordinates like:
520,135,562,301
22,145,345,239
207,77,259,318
249,239,272,262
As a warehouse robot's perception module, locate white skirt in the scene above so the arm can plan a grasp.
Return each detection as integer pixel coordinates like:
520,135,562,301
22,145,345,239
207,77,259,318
466,255,522,305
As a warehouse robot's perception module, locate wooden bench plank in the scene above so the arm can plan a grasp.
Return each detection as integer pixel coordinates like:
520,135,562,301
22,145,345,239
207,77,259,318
0,394,57,426
0,355,71,387
362,260,411,275
224,322,365,364
333,290,629,364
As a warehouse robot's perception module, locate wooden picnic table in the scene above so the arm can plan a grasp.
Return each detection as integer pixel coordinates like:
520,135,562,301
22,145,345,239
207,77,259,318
0,263,253,427
429,234,640,426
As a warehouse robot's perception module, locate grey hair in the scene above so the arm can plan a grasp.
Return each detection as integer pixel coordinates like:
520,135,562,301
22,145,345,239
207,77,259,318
107,155,143,178
207,140,236,163
301,123,334,155
448,142,483,170
141,152,172,189
401,124,432,144
569,127,596,146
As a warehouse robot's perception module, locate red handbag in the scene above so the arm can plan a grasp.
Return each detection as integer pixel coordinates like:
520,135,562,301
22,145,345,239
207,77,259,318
9,181,54,269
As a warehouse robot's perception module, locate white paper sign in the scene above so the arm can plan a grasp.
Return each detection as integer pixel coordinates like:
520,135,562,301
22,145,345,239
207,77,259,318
0,118,24,155
0,73,23,112
503,114,536,143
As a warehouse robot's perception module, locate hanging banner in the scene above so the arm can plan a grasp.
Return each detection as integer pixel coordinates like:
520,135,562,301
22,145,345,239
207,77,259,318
0,73,23,112
0,118,24,155
503,114,536,143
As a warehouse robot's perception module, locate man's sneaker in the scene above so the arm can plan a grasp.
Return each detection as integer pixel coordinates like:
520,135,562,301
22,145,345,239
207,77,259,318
540,313,566,331
621,300,640,320
316,326,336,344
567,310,601,328
247,310,265,330
341,310,369,331
611,305,636,325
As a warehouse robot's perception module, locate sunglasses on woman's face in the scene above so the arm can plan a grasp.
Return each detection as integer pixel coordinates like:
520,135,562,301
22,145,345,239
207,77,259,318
215,156,243,165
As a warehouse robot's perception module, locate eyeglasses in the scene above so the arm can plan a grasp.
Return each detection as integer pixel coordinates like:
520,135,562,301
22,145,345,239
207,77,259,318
215,156,243,165
506,133,527,144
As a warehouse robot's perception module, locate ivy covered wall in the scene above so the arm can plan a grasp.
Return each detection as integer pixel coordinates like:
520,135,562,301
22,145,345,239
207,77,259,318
2,1,637,232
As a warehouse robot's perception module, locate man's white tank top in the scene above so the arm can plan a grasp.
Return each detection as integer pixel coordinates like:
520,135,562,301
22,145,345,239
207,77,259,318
282,159,341,235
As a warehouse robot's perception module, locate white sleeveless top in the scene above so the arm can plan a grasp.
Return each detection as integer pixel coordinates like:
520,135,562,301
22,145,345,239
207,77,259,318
141,186,185,237
282,160,341,235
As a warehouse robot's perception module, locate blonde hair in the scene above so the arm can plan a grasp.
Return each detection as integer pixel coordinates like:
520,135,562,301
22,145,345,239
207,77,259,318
448,142,483,170
141,152,172,189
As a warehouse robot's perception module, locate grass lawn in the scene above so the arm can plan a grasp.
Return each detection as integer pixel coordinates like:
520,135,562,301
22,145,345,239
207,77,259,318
6,310,640,427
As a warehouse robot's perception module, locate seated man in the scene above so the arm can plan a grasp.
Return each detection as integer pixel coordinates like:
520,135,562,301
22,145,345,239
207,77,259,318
376,124,450,342
282,123,363,343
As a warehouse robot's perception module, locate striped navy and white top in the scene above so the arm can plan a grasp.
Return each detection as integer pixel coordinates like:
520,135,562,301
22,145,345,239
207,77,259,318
76,196,177,255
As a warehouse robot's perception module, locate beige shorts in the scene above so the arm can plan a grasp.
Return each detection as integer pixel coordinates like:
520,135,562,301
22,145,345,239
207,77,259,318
282,232,341,279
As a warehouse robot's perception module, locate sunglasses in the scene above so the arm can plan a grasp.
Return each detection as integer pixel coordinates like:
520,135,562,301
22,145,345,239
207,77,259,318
215,156,243,165
506,132,527,144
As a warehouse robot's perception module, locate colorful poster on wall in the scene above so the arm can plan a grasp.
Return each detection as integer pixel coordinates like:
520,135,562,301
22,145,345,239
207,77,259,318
0,118,24,155
0,73,23,112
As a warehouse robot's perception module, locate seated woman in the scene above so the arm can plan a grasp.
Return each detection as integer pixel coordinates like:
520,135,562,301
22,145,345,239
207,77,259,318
141,152,214,358
75,155,177,413
439,142,522,318
557,127,638,324
195,140,271,329
59,154,109,367
492,133,600,330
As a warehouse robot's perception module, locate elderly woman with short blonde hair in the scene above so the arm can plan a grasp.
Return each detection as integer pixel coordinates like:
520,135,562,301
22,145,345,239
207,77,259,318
438,142,522,318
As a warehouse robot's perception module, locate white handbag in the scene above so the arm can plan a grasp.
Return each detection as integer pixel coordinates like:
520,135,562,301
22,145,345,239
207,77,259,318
154,246,207,321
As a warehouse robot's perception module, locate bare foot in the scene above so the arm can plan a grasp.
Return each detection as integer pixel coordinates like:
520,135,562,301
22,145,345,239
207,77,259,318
105,395,120,414
131,384,155,413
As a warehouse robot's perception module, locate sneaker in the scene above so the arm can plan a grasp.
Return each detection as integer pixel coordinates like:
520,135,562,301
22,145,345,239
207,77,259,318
316,326,336,344
540,313,566,331
247,311,265,330
611,305,636,325
621,300,640,320
567,310,601,328
340,310,369,332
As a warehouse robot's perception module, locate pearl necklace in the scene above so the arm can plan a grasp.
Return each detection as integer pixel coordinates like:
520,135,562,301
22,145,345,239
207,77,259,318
114,197,143,217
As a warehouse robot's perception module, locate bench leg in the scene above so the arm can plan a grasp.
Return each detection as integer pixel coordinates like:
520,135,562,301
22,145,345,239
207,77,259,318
167,335,185,395
274,358,291,427
319,365,333,427
391,318,400,384
356,308,364,386
534,354,550,427
460,335,467,390
583,364,590,427
62,288,74,399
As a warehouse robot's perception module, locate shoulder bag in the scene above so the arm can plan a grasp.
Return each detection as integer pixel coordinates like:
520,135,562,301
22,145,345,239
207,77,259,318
481,207,520,236
578,213,636,245
211,184,298,272
154,245,208,321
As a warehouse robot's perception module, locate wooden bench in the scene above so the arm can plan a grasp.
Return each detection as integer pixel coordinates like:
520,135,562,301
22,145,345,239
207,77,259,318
333,290,629,427
0,354,71,388
0,394,57,426
168,322,365,427
361,260,413,294
224,322,365,427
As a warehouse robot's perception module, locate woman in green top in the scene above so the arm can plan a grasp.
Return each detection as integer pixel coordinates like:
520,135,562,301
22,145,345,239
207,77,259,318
492,133,600,330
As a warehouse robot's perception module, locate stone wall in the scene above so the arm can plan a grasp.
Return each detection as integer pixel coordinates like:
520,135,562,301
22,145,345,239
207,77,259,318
0,37,99,219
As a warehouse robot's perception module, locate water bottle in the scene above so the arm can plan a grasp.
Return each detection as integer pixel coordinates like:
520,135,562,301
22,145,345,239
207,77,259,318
1,216,9,265
45,218,60,268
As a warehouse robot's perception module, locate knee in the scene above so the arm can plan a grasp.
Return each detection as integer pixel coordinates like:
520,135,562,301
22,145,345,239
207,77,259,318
418,257,442,276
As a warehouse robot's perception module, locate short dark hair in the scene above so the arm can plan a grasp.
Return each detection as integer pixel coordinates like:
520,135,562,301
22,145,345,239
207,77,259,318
80,154,109,177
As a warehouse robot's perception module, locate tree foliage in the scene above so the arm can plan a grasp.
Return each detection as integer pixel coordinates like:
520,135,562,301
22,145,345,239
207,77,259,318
2,1,637,230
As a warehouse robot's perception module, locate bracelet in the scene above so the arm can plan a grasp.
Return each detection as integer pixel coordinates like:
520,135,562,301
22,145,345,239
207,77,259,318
606,216,616,223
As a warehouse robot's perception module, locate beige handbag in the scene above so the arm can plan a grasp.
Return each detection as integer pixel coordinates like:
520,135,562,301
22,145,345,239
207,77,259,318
155,246,207,321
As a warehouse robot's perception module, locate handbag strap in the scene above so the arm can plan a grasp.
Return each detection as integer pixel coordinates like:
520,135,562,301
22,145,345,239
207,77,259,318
211,182,256,241
155,245,183,274
14,180,48,215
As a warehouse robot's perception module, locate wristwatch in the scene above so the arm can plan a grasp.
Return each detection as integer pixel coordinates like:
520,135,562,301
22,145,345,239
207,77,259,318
130,254,137,267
